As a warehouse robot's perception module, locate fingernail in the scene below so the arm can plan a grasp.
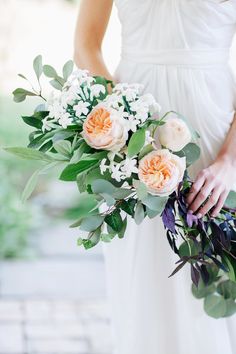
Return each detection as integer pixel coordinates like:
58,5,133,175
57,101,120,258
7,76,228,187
196,213,202,219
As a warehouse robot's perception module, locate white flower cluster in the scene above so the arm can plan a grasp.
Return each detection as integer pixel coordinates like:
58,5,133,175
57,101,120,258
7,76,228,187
104,83,162,133
100,152,139,182
42,69,106,132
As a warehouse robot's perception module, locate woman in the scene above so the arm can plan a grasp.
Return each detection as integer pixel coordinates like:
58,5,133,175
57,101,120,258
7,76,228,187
74,1,236,353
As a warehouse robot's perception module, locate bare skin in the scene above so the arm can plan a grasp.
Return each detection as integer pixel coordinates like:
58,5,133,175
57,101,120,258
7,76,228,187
74,0,236,217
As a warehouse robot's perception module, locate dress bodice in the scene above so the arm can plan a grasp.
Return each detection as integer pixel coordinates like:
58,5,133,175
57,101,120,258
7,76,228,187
114,0,236,62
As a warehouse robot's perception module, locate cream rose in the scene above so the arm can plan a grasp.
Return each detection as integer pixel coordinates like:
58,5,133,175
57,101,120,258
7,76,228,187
82,105,128,152
157,118,192,152
138,149,186,197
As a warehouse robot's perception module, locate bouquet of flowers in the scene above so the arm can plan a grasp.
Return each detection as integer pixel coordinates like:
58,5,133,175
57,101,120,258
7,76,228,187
6,56,236,318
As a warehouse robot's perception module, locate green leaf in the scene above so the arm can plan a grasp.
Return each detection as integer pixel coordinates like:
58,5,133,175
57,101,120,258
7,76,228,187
91,179,117,195
76,171,88,193
223,254,236,282
49,79,63,91
134,201,145,225
43,64,57,78
112,189,133,200
120,199,136,216
82,227,102,249
22,115,43,129
176,142,200,167
217,280,236,300
4,147,54,162
101,193,116,207
33,55,43,80
204,295,227,318
133,180,148,201
63,60,74,80
60,160,98,181
13,88,37,103
142,194,167,212
80,215,104,232
18,73,28,80
105,209,123,233
70,142,91,163
179,240,199,258
224,299,236,317
146,207,161,219
138,143,154,160
224,191,236,209
21,169,40,203
192,280,216,299
118,216,127,239
53,140,72,158
128,128,146,157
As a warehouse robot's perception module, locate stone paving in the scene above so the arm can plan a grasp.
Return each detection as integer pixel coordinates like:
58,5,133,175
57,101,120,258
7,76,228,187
0,299,113,354
0,222,113,354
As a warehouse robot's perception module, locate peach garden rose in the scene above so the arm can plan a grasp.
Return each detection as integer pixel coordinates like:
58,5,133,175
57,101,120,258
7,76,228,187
82,105,128,152
138,149,186,197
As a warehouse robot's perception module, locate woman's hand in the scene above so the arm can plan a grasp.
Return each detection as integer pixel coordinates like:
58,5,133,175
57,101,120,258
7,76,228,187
186,156,235,218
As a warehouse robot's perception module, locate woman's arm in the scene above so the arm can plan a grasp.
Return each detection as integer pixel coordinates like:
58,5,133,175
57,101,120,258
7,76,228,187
74,0,114,82
186,114,236,217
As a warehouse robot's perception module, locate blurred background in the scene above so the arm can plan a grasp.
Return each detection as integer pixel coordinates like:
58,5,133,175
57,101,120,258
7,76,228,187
0,1,236,353
0,1,120,353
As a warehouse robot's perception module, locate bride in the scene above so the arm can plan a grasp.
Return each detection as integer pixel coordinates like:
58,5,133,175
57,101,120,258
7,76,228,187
74,1,236,353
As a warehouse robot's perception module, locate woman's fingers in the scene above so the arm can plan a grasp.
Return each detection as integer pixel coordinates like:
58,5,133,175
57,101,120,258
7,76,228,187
188,181,214,214
196,188,222,217
186,171,206,205
211,190,228,217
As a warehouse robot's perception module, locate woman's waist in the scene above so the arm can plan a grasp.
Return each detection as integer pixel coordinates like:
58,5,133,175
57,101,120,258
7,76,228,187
121,47,230,68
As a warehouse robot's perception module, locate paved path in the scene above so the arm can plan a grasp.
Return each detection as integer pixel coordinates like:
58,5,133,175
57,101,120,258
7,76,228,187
0,222,113,354
0,299,112,354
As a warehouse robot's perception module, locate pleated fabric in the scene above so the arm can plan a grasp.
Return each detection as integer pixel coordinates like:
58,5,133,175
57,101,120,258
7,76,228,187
103,1,236,353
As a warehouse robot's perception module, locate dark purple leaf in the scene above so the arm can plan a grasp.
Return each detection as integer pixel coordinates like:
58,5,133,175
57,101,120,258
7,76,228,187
191,264,200,287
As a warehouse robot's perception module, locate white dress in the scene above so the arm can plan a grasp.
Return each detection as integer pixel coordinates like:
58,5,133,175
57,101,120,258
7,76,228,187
104,1,236,354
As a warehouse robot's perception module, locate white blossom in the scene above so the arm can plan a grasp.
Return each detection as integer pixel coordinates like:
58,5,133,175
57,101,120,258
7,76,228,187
90,84,106,98
58,112,73,129
100,158,110,174
42,116,55,132
74,101,90,117
111,163,124,182
120,157,139,177
145,130,155,145
125,115,140,132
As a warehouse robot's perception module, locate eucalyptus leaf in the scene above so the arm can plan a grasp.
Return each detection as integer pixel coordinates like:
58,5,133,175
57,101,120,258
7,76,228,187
80,215,104,232
176,142,200,167
217,280,236,300
134,201,145,225
63,60,74,80
142,194,167,213
43,64,57,78
49,79,63,91
192,280,216,299
70,192,98,220
82,227,102,249
91,179,117,195
204,295,227,318
33,55,43,80
13,88,37,103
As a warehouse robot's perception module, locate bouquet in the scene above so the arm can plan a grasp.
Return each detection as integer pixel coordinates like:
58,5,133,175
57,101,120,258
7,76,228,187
6,56,236,318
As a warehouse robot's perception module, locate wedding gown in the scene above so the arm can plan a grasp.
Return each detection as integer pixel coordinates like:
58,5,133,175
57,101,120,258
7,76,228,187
103,1,236,354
